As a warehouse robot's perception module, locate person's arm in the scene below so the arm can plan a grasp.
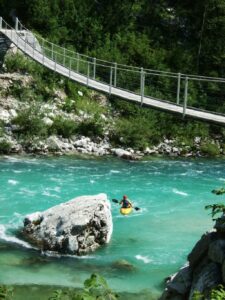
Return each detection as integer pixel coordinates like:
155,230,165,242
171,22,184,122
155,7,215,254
128,199,132,207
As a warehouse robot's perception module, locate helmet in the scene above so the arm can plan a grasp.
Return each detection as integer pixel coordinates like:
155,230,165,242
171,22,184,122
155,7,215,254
123,195,127,199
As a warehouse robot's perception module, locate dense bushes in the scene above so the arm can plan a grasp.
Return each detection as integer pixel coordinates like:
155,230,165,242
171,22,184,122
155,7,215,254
49,117,77,138
76,118,105,138
0,139,12,154
0,274,117,300
12,107,47,139
0,121,5,137
200,142,221,156
111,116,158,149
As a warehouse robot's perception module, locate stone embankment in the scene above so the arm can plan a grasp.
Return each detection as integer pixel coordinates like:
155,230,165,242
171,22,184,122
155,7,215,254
160,215,225,299
22,193,113,255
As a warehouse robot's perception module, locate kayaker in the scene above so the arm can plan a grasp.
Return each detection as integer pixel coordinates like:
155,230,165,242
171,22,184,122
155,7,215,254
120,195,132,208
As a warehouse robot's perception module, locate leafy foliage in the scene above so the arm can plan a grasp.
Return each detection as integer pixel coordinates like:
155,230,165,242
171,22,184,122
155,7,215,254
212,188,225,195
76,118,105,138
205,186,225,220
0,121,5,137
210,285,225,300
0,140,12,154
47,274,118,300
0,285,13,300
48,290,64,300
205,204,225,220
12,107,47,139
192,290,204,300
200,143,221,156
192,285,225,300
49,117,77,138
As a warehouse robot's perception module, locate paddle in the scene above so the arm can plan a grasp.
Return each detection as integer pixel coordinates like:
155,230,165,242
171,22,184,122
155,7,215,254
112,199,141,211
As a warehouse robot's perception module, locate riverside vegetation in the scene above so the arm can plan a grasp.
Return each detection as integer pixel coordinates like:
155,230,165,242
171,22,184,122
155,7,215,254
0,274,118,300
0,51,224,158
0,0,225,158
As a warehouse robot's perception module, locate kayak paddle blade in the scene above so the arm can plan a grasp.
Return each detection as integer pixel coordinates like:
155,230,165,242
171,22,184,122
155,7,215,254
112,199,119,204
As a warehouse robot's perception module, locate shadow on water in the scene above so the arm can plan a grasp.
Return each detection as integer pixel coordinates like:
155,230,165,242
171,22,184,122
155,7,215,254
0,240,160,299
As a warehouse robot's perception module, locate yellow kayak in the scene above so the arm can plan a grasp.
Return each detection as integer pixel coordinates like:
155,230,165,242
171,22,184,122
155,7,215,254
120,207,133,215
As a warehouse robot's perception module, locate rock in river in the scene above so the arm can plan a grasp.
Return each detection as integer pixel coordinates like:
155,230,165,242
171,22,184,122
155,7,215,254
22,193,113,255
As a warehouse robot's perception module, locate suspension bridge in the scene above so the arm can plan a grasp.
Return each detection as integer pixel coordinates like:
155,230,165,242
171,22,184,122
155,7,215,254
0,17,225,125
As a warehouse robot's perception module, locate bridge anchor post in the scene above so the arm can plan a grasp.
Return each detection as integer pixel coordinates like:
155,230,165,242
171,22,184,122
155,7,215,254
0,17,2,30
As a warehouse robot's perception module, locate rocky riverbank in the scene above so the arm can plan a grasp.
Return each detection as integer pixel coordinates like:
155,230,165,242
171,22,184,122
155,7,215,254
160,215,225,299
0,51,224,160
1,127,224,160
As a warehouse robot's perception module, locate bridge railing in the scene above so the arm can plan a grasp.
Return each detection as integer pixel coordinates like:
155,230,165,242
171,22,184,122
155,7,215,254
1,17,225,116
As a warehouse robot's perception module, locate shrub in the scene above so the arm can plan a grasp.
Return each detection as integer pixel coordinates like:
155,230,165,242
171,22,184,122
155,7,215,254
192,285,225,300
8,84,35,102
0,285,13,299
0,121,5,137
49,117,77,138
12,107,48,138
111,116,160,149
76,117,104,138
75,97,107,116
0,139,11,154
200,142,220,156
4,53,37,74
192,290,204,300
48,273,118,300
64,80,87,99
210,285,225,299
61,98,76,113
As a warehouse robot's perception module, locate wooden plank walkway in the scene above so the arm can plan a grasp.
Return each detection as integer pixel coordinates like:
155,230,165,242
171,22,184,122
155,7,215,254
1,29,225,126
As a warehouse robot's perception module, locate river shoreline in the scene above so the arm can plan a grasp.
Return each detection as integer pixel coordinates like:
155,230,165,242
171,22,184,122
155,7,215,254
0,143,225,161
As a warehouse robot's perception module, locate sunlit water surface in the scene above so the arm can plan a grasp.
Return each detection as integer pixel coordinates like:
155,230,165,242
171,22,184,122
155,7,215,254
0,156,224,298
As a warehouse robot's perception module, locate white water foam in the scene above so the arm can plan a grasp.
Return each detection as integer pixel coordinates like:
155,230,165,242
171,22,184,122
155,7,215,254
4,156,21,162
172,188,188,196
8,179,19,185
18,188,36,196
135,255,152,264
219,178,225,182
0,224,34,249
110,170,120,174
42,190,60,198
52,186,61,192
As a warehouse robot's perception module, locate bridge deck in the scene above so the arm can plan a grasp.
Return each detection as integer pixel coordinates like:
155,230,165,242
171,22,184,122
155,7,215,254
1,29,225,126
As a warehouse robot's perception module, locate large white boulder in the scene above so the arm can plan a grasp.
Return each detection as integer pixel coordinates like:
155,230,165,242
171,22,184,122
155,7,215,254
23,193,113,255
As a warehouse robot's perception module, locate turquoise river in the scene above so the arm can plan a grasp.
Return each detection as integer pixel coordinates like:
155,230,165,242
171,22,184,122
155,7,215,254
0,156,224,299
